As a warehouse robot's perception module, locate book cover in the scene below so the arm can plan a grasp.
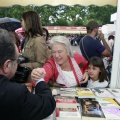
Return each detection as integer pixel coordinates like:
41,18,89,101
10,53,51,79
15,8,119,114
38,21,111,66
78,98,105,119
115,98,120,105
50,87,61,96
60,88,77,97
60,88,76,92
102,108,120,119
55,96,78,108
107,89,120,98
56,106,81,120
76,88,95,98
96,98,120,108
91,88,114,98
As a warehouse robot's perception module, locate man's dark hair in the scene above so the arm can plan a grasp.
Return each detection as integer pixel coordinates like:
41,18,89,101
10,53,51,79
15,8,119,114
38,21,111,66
0,29,16,67
86,21,99,33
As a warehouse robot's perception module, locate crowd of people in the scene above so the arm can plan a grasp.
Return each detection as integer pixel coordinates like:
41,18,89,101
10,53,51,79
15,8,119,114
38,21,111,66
0,10,114,119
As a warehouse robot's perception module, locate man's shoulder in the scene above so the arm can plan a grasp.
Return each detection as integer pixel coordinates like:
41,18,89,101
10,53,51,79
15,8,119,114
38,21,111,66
80,35,94,43
0,76,27,95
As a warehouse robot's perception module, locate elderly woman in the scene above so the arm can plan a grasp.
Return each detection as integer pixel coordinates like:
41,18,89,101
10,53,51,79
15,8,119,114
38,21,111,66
31,36,88,87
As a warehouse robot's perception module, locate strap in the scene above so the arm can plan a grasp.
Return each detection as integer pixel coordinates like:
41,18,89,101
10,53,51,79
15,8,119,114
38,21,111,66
82,37,89,61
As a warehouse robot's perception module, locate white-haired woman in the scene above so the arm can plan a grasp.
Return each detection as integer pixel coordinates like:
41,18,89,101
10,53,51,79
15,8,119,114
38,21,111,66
31,36,88,87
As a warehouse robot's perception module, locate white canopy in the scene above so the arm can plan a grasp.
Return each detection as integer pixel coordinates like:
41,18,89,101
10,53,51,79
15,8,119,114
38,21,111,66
0,0,117,7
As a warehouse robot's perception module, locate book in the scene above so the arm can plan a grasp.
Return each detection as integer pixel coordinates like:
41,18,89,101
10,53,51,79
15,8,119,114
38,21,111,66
107,89,120,98
78,98,105,120
60,88,76,92
96,98,120,108
115,98,120,105
76,88,95,98
102,108,120,120
55,96,79,108
60,88,77,97
56,106,81,120
50,87,60,96
91,88,114,98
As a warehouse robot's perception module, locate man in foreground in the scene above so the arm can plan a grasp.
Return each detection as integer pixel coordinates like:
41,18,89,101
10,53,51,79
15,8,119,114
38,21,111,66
0,29,56,120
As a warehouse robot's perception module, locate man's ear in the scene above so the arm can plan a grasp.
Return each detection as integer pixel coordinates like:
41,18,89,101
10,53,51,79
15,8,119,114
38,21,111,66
3,60,11,74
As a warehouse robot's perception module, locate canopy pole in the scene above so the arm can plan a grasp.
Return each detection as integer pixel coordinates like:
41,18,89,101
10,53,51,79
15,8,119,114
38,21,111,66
110,0,120,88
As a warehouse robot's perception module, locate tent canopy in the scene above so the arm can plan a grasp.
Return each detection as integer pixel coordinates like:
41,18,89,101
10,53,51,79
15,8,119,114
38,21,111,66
0,0,117,7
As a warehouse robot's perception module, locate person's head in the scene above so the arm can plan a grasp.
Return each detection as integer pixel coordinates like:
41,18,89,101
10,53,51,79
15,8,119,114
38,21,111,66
42,27,49,41
21,10,43,38
86,21,99,36
108,35,115,41
50,36,73,65
0,29,19,79
88,56,107,82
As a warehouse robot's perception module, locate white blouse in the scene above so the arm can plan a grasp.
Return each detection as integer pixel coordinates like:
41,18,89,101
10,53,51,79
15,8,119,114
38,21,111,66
87,79,108,88
56,70,77,87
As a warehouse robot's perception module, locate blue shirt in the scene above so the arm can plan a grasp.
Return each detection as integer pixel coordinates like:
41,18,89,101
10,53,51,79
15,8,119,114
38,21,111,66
79,35,105,61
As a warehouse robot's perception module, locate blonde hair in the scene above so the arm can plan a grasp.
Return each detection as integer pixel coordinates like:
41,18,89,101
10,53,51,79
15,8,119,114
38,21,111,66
50,36,74,57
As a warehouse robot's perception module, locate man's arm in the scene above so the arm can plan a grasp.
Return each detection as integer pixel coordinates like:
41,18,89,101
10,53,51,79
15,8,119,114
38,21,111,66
21,81,56,120
99,32,111,57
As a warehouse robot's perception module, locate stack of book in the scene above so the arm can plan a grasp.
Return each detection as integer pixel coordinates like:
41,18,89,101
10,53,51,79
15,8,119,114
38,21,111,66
55,95,81,120
55,96,79,108
49,87,120,120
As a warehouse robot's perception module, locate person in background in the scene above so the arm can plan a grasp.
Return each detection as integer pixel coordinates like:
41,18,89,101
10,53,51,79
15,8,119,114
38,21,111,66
19,11,48,81
42,27,51,58
42,27,49,41
15,27,25,51
31,36,88,87
87,56,108,88
9,32,21,52
79,21,111,61
108,35,115,52
0,29,56,120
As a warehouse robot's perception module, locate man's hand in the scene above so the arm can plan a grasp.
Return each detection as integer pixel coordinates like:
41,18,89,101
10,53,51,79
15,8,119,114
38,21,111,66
98,31,104,40
31,68,46,81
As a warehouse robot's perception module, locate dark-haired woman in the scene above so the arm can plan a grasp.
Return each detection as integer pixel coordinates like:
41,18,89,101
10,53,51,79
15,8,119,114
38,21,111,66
19,11,47,82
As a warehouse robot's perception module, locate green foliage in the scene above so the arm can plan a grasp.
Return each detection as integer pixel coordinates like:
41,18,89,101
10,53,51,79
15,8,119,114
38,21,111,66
0,5,117,26
52,18,69,26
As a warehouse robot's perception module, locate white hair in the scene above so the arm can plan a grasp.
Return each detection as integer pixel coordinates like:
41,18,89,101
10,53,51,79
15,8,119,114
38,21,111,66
50,36,74,57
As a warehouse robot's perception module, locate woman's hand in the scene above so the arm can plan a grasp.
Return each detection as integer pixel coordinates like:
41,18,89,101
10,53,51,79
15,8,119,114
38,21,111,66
80,71,89,84
31,68,46,81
